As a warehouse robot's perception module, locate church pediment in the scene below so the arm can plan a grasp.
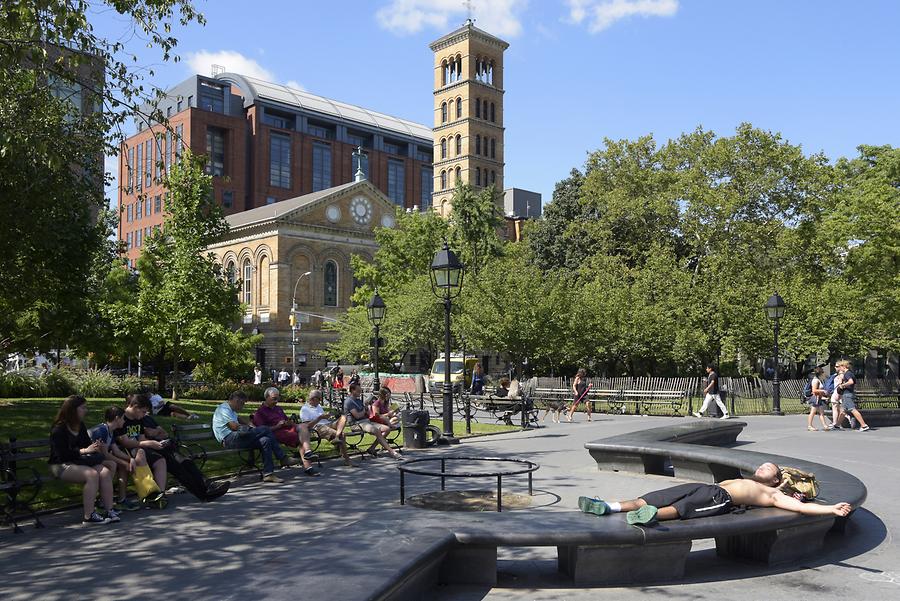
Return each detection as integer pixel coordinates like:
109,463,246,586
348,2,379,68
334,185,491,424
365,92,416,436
225,180,398,235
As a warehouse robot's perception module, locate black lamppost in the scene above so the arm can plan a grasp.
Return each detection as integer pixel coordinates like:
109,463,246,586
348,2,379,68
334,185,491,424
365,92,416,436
367,290,386,392
430,241,464,444
764,292,786,415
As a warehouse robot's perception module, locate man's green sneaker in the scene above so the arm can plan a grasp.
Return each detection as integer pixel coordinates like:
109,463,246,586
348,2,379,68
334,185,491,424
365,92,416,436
115,497,142,512
578,496,611,516
626,504,658,525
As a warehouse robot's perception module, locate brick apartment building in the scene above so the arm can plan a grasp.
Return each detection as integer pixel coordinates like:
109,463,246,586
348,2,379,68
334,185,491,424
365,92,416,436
117,73,434,265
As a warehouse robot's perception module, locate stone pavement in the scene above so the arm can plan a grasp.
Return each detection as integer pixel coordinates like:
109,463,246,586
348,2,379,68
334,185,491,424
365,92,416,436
1,414,897,600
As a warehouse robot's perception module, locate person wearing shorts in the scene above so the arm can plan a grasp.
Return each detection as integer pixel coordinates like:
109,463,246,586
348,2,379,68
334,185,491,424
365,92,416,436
834,360,870,432
301,389,353,466
578,462,853,525
148,393,198,420
343,382,401,459
806,366,831,431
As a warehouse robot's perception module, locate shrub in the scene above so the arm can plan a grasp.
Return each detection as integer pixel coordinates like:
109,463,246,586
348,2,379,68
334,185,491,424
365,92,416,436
69,369,121,398
180,380,266,403
0,371,46,397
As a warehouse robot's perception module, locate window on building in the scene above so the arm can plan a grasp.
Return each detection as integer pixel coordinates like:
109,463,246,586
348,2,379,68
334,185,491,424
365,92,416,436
225,261,236,288
455,166,461,184
145,226,151,240
384,141,404,155
475,135,481,156
491,170,496,184
223,190,233,208
205,127,225,177
126,231,132,249
126,147,134,192
440,138,447,159
262,108,294,130
136,199,142,220
476,167,481,186
490,102,496,123
416,146,431,162
145,198,151,218
242,259,252,306
491,138,496,159
199,82,224,113
312,142,332,192
447,99,454,121
440,170,447,190
352,150,369,180
420,167,432,210
456,97,462,119
269,132,291,188
455,135,461,156
127,203,133,222
164,131,171,173
154,195,161,213
144,140,152,187
387,159,405,206
324,261,337,307
48,74,83,120
177,99,183,112
153,135,162,182
483,99,488,120
307,121,334,139
475,97,481,119
136,228,142,247
135,144,142,191
175,124,183,161
441,102,447,123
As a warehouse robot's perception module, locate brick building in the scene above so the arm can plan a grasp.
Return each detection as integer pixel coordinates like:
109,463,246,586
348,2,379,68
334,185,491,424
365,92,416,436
117,73,434,265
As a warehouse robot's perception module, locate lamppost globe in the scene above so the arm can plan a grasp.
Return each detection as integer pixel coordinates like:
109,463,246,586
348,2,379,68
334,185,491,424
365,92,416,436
367,290,386,392
764,291,787,415
431,241,464,444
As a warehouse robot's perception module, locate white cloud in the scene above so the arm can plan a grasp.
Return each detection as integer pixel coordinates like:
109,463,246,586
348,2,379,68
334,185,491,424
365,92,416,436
566,0,678,33
284,80,305,92
185,50,275,81
376,0,526,38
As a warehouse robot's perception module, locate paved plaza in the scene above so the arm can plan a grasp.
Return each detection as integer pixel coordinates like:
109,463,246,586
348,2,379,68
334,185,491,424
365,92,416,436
1,414,897,600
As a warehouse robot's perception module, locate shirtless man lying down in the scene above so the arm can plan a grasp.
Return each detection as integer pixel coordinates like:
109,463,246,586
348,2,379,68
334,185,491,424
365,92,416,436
578,462,852,525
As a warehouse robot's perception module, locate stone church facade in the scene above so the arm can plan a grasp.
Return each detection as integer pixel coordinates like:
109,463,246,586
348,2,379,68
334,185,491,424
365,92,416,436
206,179,396,376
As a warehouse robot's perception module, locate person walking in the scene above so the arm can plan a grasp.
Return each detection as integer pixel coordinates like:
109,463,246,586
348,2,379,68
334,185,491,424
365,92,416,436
253,365,262,386
833,360,870,432
566,368,592,423
805,366,831,431
693,364,729,419
470,362,485,395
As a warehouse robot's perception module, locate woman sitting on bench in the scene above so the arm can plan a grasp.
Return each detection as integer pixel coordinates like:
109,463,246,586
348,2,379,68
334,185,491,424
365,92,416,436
48,395,119,525
369,386,400,430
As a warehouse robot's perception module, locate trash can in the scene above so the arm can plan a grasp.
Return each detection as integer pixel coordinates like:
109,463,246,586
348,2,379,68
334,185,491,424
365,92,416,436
401,409,430,449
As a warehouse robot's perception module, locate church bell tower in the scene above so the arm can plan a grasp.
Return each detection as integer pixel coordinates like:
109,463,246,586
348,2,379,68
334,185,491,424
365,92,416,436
429,19,508,216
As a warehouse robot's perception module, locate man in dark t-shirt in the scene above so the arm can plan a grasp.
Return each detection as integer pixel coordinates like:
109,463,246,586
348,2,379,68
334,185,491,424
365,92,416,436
693,364,729,419
114,394,168,491
834,360,870,431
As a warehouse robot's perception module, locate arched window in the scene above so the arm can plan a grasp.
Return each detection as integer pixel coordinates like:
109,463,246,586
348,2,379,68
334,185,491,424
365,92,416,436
441,60,448,86
491,138,496,159
225,261,236,286
440,138,447,159
491,170,496,184
242,259,252,306
475,98,481,118
324,261,337,307
456,96,462,119
490,102,496,123
475,135,481,155
455,166,461,183
456,55,462,81
483,100,489,120
449,59,455,83
448,98,454,120
488,61,494,85
455,134,461,156
475,167,481,186
440,170,447,189
441,102,447,123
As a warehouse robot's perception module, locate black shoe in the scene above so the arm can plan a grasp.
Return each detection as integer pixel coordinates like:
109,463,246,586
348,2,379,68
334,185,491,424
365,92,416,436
203,481,230,502
303,450,319,461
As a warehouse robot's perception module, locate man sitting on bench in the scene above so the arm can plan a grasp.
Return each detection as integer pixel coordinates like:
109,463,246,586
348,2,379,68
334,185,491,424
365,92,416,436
578,462,852,525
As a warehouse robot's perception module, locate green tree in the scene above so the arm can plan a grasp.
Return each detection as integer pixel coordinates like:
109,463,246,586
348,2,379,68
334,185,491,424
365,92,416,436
134,152,247,396
0,1,204,355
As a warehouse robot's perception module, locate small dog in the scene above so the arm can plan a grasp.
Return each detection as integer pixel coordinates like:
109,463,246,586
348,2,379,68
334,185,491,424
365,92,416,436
541,400,568,424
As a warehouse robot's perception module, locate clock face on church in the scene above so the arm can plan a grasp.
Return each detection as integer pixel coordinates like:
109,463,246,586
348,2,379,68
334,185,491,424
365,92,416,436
350,196,373,225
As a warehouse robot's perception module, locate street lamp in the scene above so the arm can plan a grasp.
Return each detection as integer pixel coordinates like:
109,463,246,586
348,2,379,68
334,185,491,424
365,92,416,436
430,241,464,444
367,290,386,392
764,291,786,415
290,271,312,382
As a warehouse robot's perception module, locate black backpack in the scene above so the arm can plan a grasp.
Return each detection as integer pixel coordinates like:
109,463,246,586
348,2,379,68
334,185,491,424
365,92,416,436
802,377,814,402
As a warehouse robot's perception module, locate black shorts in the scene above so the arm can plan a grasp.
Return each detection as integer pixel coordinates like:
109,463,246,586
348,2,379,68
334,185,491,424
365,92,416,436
640,483,732,519
154,401,173,416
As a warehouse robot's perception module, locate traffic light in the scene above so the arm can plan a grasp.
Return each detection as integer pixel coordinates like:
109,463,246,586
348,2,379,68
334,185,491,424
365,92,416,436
289,313,296,328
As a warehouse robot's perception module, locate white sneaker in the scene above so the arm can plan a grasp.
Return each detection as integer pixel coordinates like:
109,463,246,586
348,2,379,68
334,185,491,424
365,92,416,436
720,414,730,420
692,412,702,418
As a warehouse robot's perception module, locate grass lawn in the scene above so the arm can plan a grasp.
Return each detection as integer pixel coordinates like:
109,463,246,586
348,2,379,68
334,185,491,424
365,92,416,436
0,397,517,513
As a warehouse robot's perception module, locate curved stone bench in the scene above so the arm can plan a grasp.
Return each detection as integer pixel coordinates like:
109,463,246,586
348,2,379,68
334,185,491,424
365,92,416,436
327,421,868,599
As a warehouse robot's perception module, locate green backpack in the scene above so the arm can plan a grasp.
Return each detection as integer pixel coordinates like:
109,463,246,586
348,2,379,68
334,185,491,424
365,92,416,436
780,466,819,501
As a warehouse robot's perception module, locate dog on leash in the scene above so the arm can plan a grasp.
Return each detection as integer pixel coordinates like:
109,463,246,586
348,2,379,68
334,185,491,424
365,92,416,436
541,400,568,424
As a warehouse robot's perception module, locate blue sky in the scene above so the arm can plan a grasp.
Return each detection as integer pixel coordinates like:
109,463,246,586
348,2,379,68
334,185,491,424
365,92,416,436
97,0,900,207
